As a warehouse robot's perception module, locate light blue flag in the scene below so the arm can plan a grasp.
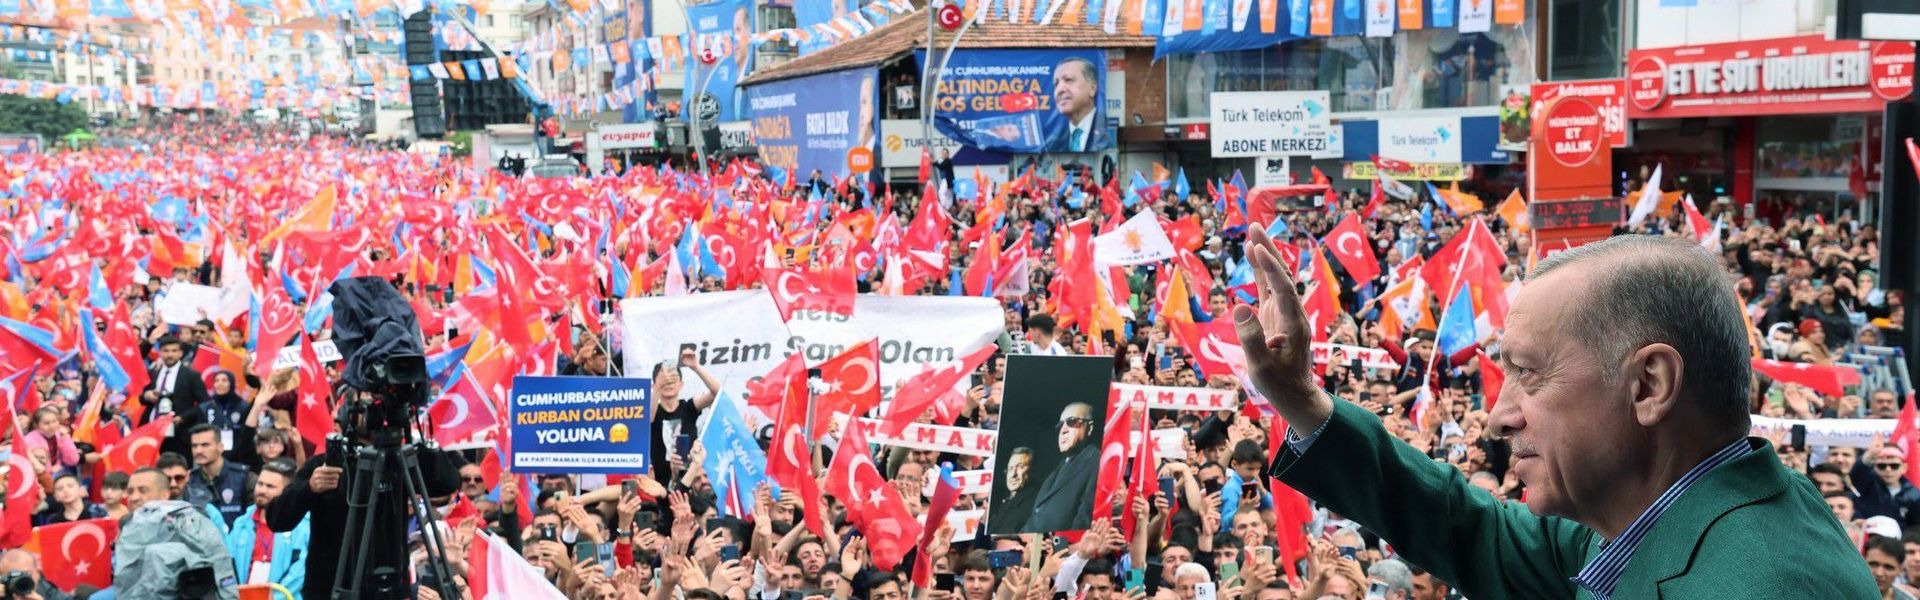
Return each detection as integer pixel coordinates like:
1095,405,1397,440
79,309,131,391
1174,168,1191,200
1436,282,1477,357
702,394,774,516
87,264,112,311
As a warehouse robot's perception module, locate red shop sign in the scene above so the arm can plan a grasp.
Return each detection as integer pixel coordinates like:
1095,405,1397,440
1627,35,1915,119
1531,78,1628,149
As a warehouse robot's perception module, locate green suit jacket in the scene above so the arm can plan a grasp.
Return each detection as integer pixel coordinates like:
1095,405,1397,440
1268,401,1878,599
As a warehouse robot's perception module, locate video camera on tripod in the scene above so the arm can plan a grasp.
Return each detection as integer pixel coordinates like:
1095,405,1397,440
322,276,459,600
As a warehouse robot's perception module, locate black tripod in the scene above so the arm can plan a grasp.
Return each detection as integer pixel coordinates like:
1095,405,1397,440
332,419,460,599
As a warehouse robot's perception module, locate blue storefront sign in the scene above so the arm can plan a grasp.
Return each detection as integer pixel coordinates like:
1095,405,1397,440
509,376,654,474
918,49,1114,154
1340,115,1510,164
745,67,879,180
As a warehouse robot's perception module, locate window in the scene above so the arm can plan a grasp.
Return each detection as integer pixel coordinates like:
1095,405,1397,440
1166,22,1536,119
1549,0,1619,79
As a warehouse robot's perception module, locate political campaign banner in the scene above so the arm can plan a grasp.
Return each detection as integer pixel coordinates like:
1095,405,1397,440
619,291,1003,410
1750,415,1892,449
1310,342,1401,370
844,416,998,457
920,49,1113,154
924,469,995,496
1208,91,1332,157
987,354,1113,534
615,0,654,123
683,0,755,124
1113,383,1237,412
746,67,879,180
508,376,654,474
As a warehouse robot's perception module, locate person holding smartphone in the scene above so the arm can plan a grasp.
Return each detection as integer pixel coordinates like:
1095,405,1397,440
651,346,720,478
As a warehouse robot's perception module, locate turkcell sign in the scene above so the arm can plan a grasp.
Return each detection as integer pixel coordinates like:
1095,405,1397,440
509,376,654,474
1209,91,1332,157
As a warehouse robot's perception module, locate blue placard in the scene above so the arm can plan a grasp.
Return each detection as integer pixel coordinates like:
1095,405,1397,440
509,376,654,474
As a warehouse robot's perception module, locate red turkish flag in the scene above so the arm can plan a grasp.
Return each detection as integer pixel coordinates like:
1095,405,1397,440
1893,394,1920,489
251,281,301,380
1093,388,1135,532
1001,92,1036,112
1,437,40,549
879,344,995,437
430,371,498,447
296,336,337,449
1324,214,1381,283
812,340,884,437
768,371,826,537
763,267,856,322
103,414,173,472
1476,349,1504,413
103,304,149,398
1168,318,1239,380
1420,219,1506,303
36,518,119,590
747,352,806,416
1751,359,1858,399
825,425,922,571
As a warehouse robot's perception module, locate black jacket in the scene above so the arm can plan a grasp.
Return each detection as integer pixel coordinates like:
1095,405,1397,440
267,448,460,599
1021,441,1099,532
140,362,209,457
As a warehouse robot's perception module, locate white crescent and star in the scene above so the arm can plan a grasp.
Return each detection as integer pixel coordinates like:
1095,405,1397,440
60,522,107,561
1334,231,1366,260
836,354,878,398
438,392,472,429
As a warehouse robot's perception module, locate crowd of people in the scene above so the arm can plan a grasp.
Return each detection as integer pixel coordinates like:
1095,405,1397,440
0,120,1911,600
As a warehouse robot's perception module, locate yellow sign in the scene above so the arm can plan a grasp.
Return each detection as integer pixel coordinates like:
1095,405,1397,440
1342,161,1470,181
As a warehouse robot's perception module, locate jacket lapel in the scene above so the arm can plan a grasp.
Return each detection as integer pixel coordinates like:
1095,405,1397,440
1606,438,1787,596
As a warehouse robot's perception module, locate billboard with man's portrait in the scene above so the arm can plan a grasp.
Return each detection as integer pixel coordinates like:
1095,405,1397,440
986,354,1114,534
683,0,756,124
919,49,1113,155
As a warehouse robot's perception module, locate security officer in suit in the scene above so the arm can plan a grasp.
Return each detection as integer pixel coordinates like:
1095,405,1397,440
1021,402,1099,533
1235,232,1876,599
141,335,209,459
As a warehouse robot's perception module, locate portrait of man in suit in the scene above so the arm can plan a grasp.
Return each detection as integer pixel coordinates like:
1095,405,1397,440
1043,56,1112,153
986,447,1037,534
1020,402,1098,532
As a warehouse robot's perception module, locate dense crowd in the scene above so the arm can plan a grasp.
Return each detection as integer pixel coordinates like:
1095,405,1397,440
0,121,1910,600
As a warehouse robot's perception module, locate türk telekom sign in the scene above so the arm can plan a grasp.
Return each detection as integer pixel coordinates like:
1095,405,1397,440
1627,35,1914,118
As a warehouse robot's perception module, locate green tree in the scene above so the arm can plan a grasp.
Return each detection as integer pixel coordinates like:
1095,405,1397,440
0,95,89,143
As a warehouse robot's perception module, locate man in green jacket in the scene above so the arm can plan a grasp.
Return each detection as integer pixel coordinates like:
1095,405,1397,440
1230,232,1876,599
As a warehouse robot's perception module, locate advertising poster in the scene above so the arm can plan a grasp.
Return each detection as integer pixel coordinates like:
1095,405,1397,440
509,376,654,474
1208,91,1331,157
921,49,1114,154
616,0,654,123
986,354,1113,534
746,68,879,180
683,0,756,124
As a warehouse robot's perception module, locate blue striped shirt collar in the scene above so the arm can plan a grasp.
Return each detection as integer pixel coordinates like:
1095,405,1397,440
1570,438,1756,600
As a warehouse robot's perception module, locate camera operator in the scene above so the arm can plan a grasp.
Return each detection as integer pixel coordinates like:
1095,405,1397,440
265,389,461,600
0,549,69,600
